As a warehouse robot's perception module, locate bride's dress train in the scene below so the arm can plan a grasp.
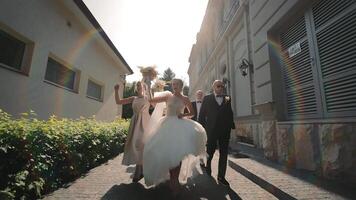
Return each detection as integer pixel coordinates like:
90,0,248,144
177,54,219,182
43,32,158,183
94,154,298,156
143,95,207,186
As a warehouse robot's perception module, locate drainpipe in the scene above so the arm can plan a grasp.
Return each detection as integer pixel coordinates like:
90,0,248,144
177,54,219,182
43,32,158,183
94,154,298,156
243,2,256,115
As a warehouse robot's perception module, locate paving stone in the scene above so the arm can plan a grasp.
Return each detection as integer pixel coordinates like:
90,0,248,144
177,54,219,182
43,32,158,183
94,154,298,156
229,157,352,200
43,153,276,200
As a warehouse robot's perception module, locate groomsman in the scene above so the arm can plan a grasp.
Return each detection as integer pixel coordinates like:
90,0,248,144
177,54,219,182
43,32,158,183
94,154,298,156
191,90,204,121
190,90,205,168
199,80,235,187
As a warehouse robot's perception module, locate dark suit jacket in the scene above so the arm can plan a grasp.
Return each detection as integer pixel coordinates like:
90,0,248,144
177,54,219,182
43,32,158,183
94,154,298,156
191,101,198,121
184,101,199,121
198,94,235,139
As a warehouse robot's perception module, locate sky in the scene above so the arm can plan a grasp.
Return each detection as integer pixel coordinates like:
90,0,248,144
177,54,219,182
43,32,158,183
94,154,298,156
83,0,209,84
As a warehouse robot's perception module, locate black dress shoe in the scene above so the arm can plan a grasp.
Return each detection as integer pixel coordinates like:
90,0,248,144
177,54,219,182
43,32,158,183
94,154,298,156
217,177,230,187
132,174,143,183
206,168,212,176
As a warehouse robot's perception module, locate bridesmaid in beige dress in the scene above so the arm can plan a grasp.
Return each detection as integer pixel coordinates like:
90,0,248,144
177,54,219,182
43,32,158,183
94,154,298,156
114,81,150,182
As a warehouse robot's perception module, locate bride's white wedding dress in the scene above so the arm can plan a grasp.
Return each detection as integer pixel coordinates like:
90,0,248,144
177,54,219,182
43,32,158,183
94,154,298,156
143,95,207,186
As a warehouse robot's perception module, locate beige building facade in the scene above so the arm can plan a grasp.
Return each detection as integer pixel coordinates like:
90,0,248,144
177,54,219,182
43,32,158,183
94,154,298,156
0,0,132,121
188,0,356,185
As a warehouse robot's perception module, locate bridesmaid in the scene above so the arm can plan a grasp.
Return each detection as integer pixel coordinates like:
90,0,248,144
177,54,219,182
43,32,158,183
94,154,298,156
114,81,150,182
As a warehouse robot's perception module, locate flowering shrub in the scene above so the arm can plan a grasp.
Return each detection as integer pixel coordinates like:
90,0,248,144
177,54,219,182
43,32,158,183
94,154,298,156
0,110,129,199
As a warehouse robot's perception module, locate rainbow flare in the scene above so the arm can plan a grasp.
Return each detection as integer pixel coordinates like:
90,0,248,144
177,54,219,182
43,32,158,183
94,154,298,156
268,39,322,188
53,29,101,116
268,39,307,120
66,29,101,64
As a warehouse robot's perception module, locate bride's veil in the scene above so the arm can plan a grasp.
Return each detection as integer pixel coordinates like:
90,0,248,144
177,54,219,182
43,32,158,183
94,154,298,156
143,90,171,143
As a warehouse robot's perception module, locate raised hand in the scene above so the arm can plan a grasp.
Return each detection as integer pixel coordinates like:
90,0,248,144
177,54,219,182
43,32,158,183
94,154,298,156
114,84,120,91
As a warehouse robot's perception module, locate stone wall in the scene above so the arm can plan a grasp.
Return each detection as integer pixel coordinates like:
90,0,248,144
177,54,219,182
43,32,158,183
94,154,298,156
261,120,277,160
276,122,356,185
276,124,295,168
232,119,277,159
236,121,253,139
234,121,262,148
319,124,356,185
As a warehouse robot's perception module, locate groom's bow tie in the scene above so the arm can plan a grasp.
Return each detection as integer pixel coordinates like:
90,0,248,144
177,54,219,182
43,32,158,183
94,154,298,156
197,101,202,103
216,95,224,97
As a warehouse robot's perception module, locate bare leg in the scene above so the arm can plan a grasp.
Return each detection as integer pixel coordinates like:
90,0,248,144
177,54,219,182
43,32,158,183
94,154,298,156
169,163,181,196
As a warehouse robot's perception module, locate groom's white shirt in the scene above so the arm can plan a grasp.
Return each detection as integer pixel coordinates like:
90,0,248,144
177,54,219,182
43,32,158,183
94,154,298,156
196,99,202,119
214,93,223,106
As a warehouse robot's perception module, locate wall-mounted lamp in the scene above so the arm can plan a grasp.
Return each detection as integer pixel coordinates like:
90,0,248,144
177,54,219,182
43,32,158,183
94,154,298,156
239,58,253,77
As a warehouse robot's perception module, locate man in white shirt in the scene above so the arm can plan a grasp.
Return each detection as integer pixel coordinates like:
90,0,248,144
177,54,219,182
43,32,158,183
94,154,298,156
191,90,204,121
188,90,206,169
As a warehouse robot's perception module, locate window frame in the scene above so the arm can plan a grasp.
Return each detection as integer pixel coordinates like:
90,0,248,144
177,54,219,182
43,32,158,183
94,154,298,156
86,78,104,102
0,23,34,76
44,54,81,93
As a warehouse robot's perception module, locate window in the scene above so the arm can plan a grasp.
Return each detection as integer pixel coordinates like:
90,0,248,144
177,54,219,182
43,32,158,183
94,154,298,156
0,28,33,74
44,57,79,92
276,0,356,120
86,79,103,101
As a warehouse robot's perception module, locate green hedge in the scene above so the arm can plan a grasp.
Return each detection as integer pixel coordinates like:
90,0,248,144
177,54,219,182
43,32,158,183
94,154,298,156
0,109,129,199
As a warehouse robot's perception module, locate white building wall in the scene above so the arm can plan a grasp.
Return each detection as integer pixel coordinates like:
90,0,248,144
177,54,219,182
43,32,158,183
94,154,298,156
229,17,252,117
0,0,126,121
249,0,299,105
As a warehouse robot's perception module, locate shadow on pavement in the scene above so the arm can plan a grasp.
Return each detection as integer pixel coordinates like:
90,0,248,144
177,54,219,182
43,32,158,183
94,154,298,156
230,144,356,199
101,174,241,200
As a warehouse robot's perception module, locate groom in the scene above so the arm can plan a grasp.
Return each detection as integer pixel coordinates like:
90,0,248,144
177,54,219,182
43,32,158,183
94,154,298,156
198,80,235,186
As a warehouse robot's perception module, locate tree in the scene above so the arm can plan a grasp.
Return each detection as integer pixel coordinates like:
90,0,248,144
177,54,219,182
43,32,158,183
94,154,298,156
121,82,136,119
158,68,176,92
160,67,176,82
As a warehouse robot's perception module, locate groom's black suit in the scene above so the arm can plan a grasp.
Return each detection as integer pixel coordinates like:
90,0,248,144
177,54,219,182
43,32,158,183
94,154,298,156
190,101,198,121
198,93,235,179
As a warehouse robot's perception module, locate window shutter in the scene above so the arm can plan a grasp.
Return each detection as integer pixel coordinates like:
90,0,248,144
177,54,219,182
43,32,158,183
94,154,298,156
313,0,354,29
280,16,319,119
313,0,356,115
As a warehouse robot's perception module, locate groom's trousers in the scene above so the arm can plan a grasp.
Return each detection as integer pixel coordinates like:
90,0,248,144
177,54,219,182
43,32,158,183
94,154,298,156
206,135,229,178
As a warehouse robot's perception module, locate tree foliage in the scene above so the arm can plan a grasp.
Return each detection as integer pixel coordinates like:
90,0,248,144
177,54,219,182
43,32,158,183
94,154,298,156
122,82,136,119
0,110,129,199
159,68,175,82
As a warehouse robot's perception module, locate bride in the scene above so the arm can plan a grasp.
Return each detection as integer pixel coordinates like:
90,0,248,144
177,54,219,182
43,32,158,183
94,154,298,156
143,78,207,195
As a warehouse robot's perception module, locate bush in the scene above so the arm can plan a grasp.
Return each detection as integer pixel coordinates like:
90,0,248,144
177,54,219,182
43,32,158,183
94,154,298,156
0,109,129,199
